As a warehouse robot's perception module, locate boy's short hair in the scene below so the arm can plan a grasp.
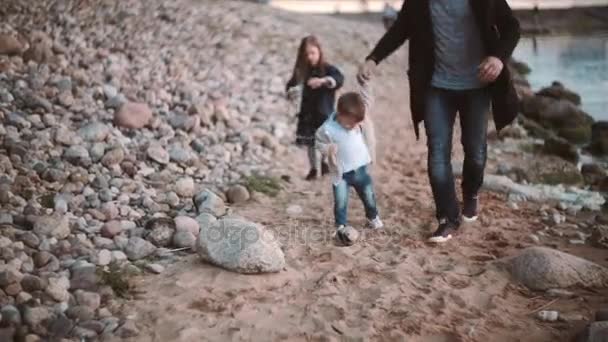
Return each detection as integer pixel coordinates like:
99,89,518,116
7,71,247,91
337,92,366,122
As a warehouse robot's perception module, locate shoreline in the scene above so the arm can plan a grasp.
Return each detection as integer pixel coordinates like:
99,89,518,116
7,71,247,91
331,6,608,35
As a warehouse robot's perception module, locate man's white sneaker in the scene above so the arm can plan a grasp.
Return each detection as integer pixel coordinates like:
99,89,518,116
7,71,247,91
369,216,384,229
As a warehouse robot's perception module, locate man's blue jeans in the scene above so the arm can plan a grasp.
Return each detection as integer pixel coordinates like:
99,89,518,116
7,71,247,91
333,165,379,227
424,87,490,224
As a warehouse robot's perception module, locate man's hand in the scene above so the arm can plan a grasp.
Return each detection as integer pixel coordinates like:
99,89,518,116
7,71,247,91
307,77,326,89
478,56,504,83
357,60,377,84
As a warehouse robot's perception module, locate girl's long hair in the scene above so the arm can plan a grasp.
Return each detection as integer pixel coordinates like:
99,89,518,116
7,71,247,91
290,35,327,85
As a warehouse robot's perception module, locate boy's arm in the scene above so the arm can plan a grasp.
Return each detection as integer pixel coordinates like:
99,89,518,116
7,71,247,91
362,116,377,164
358,79,374,113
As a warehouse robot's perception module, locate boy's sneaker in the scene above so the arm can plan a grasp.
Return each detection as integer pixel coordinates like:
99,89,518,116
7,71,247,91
463,195,479,223
335,225,360,246
321,162,330,176
305,169,318,181
428,219,459,243
368,216,384,229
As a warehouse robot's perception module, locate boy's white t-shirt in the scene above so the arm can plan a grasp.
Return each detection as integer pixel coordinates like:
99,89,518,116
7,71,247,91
320,114,371,181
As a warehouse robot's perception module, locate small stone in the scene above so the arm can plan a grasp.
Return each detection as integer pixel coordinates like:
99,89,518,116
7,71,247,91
537,310,559,322
79,122,110,142
546,289,576,298
101,148,125,167
23,306,52,332
101,221,122,238
103,85,118,99
174,216,199,236
147,144,169,164
175,177,195,197
226,185,250,204
116,320,139,338
97,249,112,266
33,251,53,268
4,283,22,296
1,305,22,326
528,234,540,244
172,231,196,249
286,205,303,216
111,250,128,263
125,237,156,260
66,306,95,322
194,190,226,216
33,214,71,240
70,264,98,290
75,290,101,311
20,275,46,292
0,269,23,287
145,264,164,274
24,334,41,342
114,102,152,129
48,313,73,339
79,320,105,334
19,232,40,249
46,277,70,302
0,34,24,55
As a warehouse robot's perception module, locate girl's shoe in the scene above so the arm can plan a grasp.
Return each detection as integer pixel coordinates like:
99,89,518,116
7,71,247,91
305,169,318,181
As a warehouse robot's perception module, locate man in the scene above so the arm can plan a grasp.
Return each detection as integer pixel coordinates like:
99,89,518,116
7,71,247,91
358,0,520,243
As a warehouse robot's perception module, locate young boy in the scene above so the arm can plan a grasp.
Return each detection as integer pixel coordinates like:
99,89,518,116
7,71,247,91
315,79,383,245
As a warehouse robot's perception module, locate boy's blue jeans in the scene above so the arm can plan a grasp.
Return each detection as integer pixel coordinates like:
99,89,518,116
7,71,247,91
424,86,490,225
333,165,379,227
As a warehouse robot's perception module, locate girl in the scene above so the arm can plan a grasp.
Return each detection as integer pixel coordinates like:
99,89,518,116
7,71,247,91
286,35,344,181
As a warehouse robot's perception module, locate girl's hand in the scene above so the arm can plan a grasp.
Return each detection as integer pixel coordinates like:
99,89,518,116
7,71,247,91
307,77,325,89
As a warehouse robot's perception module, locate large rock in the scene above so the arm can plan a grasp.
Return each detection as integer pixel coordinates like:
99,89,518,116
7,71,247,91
114,102,152,129
33,215,71,240
591,227,608,250
543,135,578,163
537,81,582,106
507,247,608,290
521,96,594,144
590,121,608,156
576,322,608,342
194,190,226,216
196,218,285,274
0,34,24,55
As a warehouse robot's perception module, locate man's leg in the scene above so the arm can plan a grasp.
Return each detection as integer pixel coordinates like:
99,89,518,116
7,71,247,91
424,87,460,224
333,178,350,227
459,88,491,221
351,165,380,221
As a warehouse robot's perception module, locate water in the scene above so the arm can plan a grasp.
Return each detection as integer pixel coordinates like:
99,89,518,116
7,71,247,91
513,32,608,121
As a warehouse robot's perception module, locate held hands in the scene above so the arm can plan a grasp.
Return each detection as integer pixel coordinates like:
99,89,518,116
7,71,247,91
357,60,376,85
478,56,504,83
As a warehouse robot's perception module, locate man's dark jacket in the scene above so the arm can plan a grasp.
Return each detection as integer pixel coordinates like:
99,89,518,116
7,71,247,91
367,0,521,139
